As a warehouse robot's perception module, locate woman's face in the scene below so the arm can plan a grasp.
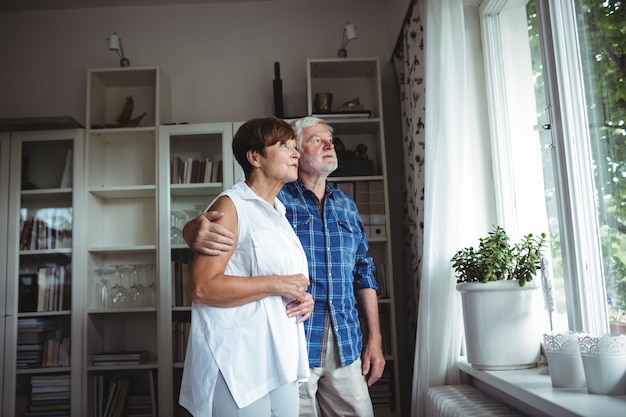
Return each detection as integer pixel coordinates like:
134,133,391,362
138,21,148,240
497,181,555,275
258,138,300,183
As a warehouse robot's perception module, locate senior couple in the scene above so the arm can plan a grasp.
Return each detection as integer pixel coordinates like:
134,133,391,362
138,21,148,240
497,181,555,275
179,116,385,417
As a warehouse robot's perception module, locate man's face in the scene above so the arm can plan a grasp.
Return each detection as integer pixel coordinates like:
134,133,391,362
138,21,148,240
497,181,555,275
298,123,338,176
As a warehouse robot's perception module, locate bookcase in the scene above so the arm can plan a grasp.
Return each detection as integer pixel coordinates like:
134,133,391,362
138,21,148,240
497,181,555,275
307,57,401,416
157,122,235,416
1,126,84,417
82,66,170,417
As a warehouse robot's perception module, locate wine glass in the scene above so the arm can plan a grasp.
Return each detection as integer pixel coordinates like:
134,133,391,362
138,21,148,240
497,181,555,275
139,263,156,307
110,265,130,308
126,264,142,307
94,267,113,309
170,211,185,244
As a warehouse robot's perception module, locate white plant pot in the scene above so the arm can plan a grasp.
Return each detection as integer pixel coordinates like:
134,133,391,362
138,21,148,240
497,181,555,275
578,334,626,395
543,331,586,388
457,280,542,370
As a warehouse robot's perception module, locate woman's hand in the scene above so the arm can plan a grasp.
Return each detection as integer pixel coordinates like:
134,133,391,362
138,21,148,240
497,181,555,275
286,292,314,323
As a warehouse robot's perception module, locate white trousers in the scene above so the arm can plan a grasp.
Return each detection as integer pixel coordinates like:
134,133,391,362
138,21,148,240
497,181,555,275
212,371,299,417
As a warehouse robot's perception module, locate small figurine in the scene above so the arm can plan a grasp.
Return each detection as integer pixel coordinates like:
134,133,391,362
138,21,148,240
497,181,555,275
339,98,364,112
104,95,146,128
354,143,369,160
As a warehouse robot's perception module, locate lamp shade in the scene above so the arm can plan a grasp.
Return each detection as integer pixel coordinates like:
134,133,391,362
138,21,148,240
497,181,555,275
108,32,120,51
345,23,357,41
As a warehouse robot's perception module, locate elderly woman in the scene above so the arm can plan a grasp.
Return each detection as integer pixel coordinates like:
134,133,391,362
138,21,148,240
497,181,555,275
179,117,313,417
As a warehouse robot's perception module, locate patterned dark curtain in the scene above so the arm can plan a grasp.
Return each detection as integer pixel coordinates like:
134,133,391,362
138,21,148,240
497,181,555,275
392,0,425,353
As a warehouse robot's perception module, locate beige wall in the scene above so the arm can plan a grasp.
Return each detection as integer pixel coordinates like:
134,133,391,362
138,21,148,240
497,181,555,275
0,0,401,126
0,1,410,412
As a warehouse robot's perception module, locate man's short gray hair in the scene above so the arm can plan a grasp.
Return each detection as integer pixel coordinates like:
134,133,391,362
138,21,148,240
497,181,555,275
290,116,334,148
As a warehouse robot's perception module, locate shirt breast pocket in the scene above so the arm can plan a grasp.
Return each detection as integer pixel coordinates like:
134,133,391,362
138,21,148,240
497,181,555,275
251,229,300,276
336,219,361,258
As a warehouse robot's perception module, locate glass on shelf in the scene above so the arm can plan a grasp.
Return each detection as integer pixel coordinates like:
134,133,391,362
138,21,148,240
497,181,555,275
94,268,114,309
138,263,156,307
110,265,130,308
127,265,142,307
170,211,186,244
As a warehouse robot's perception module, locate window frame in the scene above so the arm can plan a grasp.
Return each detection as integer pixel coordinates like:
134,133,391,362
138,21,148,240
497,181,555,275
479,0,609,333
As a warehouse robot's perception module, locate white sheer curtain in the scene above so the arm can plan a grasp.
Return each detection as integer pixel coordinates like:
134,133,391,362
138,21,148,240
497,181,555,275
410,0,495,416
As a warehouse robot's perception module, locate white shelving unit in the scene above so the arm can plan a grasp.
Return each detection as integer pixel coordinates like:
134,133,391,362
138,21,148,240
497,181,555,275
2,125,84,417
157,122,235,416
307,57,401,417
82,66,170,417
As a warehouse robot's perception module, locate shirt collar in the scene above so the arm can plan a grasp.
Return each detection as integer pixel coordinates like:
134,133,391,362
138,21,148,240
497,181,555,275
286,179,335,200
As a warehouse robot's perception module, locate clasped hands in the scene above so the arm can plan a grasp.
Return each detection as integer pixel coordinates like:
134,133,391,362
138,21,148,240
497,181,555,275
284,273,313,323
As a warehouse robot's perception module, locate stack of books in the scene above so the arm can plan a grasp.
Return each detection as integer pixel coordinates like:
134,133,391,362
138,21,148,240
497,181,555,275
24,374,70,417
91,350,149,366
17,318,64,369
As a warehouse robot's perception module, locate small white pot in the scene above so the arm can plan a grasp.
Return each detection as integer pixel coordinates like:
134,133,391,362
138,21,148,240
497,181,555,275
578,334,626,395
543,331,586,388
457,280,542,370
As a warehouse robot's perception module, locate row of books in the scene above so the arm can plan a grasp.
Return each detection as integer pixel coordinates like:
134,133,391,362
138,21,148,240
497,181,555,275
19,265,71,313
23,374,71,417
17,336,70,369
172,260,192,307
172,320,191,363
17,318,66,369
171,157,222,184
94,377,130,417
93,370,156,417
20,209,73,251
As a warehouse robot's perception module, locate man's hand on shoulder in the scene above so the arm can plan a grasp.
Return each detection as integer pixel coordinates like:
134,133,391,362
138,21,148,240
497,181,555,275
182,211,235,256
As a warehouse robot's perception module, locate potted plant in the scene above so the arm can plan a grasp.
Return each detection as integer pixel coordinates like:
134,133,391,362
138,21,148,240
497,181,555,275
451,225,547,369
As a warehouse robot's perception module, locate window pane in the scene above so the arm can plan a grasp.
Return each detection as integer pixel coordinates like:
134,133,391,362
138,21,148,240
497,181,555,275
574,0,626,334
526,1,569,332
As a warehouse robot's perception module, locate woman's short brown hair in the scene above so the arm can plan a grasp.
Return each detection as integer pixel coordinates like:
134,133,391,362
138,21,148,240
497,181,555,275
233,117,296,179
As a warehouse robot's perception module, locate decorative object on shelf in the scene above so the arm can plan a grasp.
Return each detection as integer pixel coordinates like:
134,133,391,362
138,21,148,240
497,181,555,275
543,331,586,388
273,62,284,118
331,139,374,177
578,333,626,395
337,21,357,57
452,226,548,369
314,92,333,113
339,98,364,112
99,95,146,129
107,31,130,67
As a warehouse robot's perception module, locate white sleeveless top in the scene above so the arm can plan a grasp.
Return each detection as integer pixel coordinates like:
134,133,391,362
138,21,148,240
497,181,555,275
179,180,310,417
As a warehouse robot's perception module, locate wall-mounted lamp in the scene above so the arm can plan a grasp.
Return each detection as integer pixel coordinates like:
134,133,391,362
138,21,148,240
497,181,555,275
337,21,357,57
108,31,130,67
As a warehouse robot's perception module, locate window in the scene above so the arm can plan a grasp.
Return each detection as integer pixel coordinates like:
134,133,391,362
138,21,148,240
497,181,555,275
481,0,625,335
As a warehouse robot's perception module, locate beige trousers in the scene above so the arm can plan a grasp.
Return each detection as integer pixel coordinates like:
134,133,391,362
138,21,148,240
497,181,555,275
299,330,374,417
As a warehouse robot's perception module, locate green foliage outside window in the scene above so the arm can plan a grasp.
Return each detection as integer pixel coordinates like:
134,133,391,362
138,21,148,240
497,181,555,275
527,0,626,325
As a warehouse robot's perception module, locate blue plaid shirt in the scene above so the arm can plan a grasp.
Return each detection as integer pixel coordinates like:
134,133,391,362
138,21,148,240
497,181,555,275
278,180,378,367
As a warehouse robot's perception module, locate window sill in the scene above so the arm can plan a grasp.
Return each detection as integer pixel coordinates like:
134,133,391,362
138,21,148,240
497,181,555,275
458,358,626,417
